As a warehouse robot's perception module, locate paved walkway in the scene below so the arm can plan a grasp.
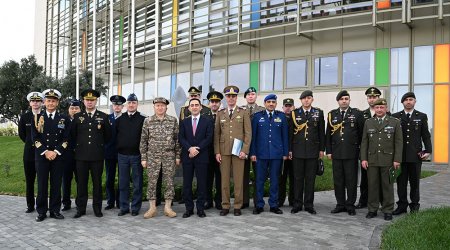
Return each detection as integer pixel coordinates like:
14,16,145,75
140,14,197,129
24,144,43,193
0,171,449,250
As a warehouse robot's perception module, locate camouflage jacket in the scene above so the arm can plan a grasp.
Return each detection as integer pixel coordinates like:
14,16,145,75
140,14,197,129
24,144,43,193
139,114,181,161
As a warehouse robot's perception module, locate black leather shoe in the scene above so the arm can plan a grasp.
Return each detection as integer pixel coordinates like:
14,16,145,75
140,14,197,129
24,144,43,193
253,207,264,214
73,211,85,218
366,212,377,219
94,211,103,217
290,207,302,214
356,203,367,209
331,207,347,214
215,204,223,210
278,203,284,208
131,211,139,216
105,204,114,210
204,202,213,210
118,210,129,216
392,207,407,215
348,209,356,216
234,209,242,216
241,203,249,209
25,207,35,213
384,213,393,221
61,205,71,211
35,214,47,222
197,210,206,218
50,212,64,219
182,210,194,218
220,209,229,216
270,207,283,214
305,208,317,214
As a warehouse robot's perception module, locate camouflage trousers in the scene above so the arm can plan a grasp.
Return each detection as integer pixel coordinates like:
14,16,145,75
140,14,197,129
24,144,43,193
146,158,176,200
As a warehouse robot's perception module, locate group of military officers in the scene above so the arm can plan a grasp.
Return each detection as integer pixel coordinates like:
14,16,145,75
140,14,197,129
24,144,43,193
18,84,431,221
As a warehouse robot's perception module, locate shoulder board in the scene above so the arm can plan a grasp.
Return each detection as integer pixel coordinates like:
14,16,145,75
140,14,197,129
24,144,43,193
218,108,226,113
391,117,400,121
237,106,244,110
254,110,265,115
351,107,360,112
312,106,321,111
240,105,247,109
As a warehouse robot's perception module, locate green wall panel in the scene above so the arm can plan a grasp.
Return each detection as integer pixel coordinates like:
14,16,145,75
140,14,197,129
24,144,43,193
250,61,259,90
376,48,389,87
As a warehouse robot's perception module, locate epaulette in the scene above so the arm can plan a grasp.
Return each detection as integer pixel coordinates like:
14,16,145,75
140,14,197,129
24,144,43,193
254,110,265,116
218,108,226,113
312,106,321,111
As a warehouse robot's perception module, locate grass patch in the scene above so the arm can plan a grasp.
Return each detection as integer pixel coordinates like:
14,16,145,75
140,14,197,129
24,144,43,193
381,207,450,249
421,170,437,179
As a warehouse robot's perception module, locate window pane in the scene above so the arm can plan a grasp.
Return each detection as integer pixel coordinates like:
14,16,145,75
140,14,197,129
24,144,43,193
414,46,433,84
228,63,250,91
134,82,143,101
260,59,283,91
144,80,156,100
343,51,374,87
286,59,307,88
99,94,107,106
390,86,409,113
391,48,409,85
211,69,226,92
192,72,203,88
413,85,433,130
176,72,190,94
122,83,133,99
314,56,338,86
158,76,171,99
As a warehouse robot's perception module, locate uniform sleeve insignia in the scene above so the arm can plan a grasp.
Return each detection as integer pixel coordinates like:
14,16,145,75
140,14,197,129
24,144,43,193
35,141,42,148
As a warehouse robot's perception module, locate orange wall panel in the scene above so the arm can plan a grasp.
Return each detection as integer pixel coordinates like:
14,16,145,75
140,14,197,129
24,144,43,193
434,85,449,163
434,44,450,83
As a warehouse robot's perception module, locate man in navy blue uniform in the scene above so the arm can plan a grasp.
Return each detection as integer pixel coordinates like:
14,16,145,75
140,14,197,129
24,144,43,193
392,92,432,215
32,89,70,222
179,98,214,218
61,99,81,211
18,91,43,213
250,94,289,215
104,95,125,210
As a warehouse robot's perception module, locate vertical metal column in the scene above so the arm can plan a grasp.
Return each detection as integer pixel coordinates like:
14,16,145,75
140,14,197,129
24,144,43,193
155,0,160,96
131,0,136,92
238,0,242,44
202,48,213,102
109,0,114,99
76,0,80,99
93,0,97,89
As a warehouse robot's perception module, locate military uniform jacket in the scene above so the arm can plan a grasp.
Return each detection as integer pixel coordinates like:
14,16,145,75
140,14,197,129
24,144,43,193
179,104,212,121
360,115,403,167
104,113,119,160
18,111,36,161
31,111,71,161
71,110,112,161
392,110,432,163
326,107,364,159
250,110,289,159
289,107,325,159
241,104,265,119
214,107,252,156
139,114,181,161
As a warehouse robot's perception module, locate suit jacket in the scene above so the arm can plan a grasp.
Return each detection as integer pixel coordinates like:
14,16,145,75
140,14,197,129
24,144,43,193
71,109,112,161
392,110,432,163
31,111,71,161
250,110,289,159
214,107,252,156
325,107,365,159
179,115,214,164
360,115,403,166
289,107,325,159
18,111,36,162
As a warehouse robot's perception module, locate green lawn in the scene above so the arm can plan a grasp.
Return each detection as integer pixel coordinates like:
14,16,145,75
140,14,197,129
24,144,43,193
381,207,450,249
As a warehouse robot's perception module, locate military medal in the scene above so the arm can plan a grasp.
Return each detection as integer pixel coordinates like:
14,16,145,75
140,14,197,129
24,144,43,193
351,122,354,127
97,121,102,130
79,117,85,123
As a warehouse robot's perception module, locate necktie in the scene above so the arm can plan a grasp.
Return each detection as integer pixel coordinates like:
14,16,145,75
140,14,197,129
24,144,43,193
250,106,253,115
378,118,383,124
341,111,345,120
305,111,309,117
229,109,233,119
193,117,197,136
269,112,273,121
406,113,411,121
88,112,92,118
49,113,53,120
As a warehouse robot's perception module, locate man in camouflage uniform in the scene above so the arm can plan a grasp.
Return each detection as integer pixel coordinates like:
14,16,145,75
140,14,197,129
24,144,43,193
140,97,181,218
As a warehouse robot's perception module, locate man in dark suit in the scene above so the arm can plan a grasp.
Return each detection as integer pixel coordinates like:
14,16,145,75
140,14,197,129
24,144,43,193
289,90,325,215
326,90,365,216
205,91,223,210
179,98,214,218
32,89,70,222
104,95,125,210
18,92,43,213
392,92,432,215
61,99,81,211
71,89,112,218
250,94,289,215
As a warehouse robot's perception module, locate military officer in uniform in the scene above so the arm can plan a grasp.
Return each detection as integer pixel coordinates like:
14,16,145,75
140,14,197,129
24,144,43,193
104,95,125,210
179,86,212,121
250,94,288,215
71,89,112,218
214,86,252,216
205,91,223,210
61,99,81,211
32,89,70,222
357,87,386,209
392,92,432,215
241,87,265,209
326,90,365,216
361,98,402,221
18,92,44,213
290,90,325,215
278,98,295,207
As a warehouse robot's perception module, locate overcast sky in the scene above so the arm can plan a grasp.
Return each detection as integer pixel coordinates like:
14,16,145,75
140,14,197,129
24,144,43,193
0,0,36,64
